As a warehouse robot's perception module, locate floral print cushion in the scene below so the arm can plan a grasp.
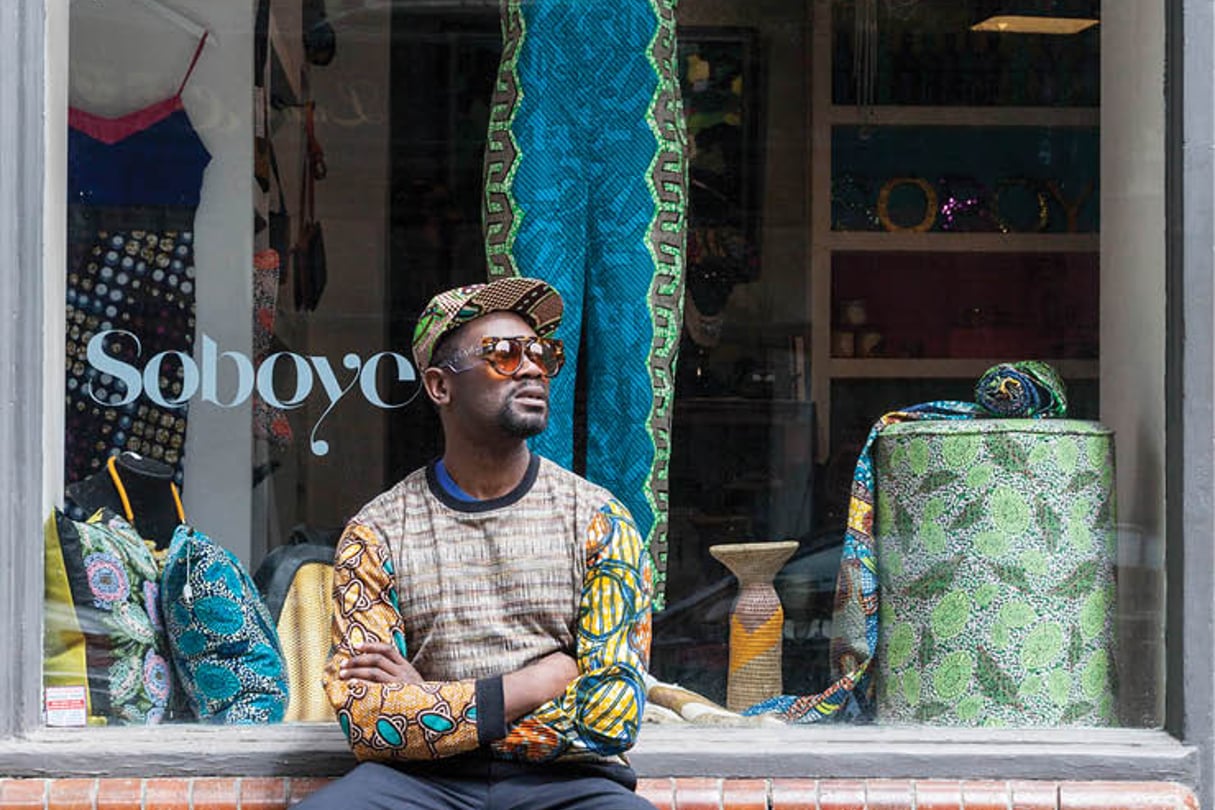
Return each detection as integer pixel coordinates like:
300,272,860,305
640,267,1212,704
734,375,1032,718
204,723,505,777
160,524,289,724
873,419,1117,726
44,509,173,724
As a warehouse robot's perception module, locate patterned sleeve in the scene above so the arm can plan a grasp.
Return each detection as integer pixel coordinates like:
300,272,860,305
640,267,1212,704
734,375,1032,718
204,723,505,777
323,523,502,761
493,499,654,761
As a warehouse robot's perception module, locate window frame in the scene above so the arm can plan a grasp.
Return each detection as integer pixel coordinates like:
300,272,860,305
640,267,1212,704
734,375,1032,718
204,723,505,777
0,0,1210,804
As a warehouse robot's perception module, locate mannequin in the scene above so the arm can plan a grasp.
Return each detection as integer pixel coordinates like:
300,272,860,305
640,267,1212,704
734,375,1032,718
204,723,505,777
65,451,186,548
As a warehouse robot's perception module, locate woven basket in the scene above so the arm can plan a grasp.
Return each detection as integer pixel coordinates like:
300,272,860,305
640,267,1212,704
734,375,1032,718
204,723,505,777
710,541,799,712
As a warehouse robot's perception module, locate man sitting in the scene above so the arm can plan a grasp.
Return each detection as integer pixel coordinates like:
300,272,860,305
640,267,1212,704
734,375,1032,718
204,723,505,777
296,277,656,810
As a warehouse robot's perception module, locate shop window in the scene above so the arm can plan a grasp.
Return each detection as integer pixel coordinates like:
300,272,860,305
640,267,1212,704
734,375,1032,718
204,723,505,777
47,0,1163,739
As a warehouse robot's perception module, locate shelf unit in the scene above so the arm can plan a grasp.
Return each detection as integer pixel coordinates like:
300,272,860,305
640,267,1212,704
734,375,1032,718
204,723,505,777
830,357,1098,380
825,105,1099,128
823,232,1098,253
807,0,1100,462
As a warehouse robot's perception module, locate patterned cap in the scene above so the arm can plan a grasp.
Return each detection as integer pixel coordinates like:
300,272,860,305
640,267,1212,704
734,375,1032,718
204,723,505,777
411,277,564,370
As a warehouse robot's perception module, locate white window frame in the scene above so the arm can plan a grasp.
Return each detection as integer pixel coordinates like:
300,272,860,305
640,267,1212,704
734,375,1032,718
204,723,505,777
0,1,1210,806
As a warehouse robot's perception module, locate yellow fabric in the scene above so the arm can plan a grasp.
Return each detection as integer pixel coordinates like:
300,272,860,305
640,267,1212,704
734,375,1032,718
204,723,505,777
279,561,336,722
42,513,91,714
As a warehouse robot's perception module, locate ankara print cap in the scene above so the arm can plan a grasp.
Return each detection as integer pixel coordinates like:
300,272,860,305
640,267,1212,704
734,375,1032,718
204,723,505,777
411,277,564,371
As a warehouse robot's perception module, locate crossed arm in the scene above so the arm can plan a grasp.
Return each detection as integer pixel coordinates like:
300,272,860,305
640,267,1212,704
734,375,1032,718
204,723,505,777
339,642,579,727
322,499,653,763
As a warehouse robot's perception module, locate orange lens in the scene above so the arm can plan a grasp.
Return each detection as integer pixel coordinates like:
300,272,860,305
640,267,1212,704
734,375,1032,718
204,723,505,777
480,337,564,378
485,339,525,374
537,338,564,377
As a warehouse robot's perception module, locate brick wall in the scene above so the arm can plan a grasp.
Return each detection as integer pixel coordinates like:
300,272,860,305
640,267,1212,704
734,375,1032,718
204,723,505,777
0,778,1198,809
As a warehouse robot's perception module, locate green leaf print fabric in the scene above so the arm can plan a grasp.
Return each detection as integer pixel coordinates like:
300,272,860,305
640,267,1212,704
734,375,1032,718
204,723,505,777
743,362,1070,723
874,420,1117,726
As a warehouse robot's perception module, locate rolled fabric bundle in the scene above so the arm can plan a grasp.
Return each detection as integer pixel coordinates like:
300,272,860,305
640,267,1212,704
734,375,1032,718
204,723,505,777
642,701,684,724
743,362,1072,723
975,361,1068,418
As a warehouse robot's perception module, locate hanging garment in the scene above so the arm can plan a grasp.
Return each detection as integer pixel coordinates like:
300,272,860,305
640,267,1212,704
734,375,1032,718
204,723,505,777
482,0,688,606
64,35,212,487
252,250,292,447
744,362,1070,723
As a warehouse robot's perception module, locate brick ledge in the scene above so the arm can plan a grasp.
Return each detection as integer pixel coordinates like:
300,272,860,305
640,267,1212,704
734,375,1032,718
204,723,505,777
0,777,1199,809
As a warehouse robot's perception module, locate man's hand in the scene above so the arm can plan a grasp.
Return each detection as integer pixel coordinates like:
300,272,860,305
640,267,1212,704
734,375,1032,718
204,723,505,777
339,641,424,685
502,650,579,722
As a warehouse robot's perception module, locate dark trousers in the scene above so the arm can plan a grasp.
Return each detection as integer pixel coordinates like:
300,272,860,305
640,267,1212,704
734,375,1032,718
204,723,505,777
294,760,657,810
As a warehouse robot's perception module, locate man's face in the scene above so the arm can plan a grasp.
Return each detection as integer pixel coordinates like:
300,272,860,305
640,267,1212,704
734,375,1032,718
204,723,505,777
442,311,550,439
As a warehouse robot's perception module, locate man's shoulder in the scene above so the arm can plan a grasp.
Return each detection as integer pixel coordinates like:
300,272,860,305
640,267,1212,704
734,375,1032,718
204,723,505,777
534,456,624,516
349,465,431,528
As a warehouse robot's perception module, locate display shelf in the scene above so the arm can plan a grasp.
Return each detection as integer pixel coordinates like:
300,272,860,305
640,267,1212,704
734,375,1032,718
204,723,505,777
830,358,1098,380
807,0,1101,463
826,105,1098,128
827,0,1100,110
824,232,1098,253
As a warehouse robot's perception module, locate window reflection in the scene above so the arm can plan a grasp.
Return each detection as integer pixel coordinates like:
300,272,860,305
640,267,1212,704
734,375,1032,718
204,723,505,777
49,0,1163,733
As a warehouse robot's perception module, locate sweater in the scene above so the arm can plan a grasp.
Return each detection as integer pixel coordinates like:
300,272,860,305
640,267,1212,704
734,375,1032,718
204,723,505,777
323,454,653,765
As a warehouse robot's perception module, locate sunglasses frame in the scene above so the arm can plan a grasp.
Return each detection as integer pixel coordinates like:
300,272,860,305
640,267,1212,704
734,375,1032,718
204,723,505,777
440,335,565,378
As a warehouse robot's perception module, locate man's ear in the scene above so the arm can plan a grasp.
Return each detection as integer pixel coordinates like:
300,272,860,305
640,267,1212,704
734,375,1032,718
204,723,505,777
422,366,452,406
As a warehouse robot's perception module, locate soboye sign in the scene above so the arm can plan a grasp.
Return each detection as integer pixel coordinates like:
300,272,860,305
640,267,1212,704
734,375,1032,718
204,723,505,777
85,330,418,456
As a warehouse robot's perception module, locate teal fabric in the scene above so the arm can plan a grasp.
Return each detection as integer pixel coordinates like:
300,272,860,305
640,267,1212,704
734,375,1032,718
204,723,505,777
484,0,687,604
160,524,288,723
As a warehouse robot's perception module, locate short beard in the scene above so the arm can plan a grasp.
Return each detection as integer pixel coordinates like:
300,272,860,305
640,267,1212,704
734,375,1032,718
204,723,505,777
498,403,546,438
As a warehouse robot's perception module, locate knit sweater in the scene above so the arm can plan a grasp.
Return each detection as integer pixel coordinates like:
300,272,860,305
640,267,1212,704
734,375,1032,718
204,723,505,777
323,454,654,764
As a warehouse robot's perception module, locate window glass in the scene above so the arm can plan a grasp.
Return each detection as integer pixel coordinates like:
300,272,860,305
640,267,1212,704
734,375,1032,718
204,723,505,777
49,0,1162,734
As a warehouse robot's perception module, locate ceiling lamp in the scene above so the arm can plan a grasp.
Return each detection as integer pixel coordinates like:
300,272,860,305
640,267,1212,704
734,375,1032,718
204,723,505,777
971,15,1100,34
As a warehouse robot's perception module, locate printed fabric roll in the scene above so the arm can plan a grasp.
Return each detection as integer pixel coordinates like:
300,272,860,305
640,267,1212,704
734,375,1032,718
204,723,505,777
744,361,1077,723
874,418,1116,726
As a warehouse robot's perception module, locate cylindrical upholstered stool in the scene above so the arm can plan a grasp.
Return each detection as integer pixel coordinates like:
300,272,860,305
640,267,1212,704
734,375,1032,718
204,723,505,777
710,541,799,712
872,419,1116,726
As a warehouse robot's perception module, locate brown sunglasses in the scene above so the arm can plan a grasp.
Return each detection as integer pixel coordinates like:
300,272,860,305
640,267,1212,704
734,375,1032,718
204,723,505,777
441,336,565,378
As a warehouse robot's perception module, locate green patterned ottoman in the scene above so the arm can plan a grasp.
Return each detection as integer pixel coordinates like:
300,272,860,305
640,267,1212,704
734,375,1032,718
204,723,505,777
872,419,1117,726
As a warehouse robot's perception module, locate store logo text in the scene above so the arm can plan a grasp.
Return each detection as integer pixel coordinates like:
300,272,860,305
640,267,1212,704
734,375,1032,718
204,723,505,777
86,330,417,456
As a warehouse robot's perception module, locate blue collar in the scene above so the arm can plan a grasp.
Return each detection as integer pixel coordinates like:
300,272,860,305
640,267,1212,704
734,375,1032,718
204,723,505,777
426,454,541,513
434,458,479,502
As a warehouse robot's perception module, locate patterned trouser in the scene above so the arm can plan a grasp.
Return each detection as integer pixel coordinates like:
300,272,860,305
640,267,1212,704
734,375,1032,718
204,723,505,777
482,0,688,606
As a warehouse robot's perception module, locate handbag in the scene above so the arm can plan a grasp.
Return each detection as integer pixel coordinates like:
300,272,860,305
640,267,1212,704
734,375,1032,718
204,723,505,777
44,509,173,725
267,140,292,277
292,102,327,311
